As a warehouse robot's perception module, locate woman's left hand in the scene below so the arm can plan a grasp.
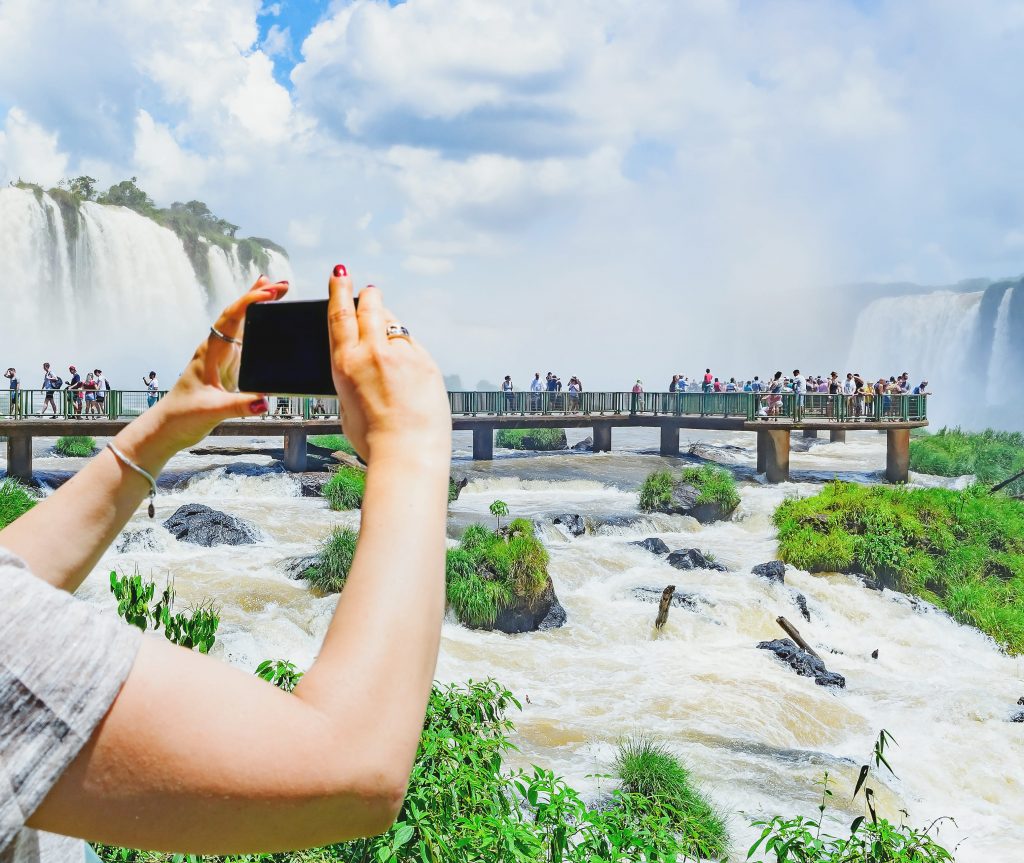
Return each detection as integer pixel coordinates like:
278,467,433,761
144,276,289,458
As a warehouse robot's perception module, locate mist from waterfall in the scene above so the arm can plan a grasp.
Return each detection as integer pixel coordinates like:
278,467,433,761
987,287,1015,407
0,186,291,387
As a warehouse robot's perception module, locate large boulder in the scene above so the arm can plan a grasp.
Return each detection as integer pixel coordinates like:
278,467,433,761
757,638,846,688
163,503,261,547
752,560,786,584
552,513,586,537
667,548,727,572
631,537,670,555
656,481,735,524
572,436,594,451
687,442,748,465
491,577,567,634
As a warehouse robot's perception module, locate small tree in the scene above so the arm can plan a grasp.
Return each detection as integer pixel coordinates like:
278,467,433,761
59,175,97,201
489,499,509,530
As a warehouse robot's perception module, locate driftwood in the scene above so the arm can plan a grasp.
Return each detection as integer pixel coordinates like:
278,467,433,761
991,468,1024,494
776,615,821,660
655,585,676,630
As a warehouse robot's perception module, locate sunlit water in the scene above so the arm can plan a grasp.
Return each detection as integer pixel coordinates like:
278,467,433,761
7,428,1022,860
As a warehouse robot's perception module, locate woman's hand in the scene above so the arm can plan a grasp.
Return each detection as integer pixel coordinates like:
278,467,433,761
143,276,289,460
326,266,450,464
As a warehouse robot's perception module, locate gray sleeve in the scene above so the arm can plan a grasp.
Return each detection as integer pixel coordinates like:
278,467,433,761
0,549,141,855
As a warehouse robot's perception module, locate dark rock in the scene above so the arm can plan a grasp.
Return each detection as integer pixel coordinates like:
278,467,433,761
1011,711,1024,723
756,638,846,688
449,476,469,502
490,577,567,634
871,649,879,659
859,575,883,591
687,442,748,465
752,560,786,583
650,481,736,524
537,596,567,630
572,436,594,451
552,514,586,537
631,586,699,611
631,537,670,555
281,554,320,579
667,548,727,572
116,527,166,554
1018,696,1024,706
299,472,332,497
162,503,261,547
794,592,811,622
223,461,285,477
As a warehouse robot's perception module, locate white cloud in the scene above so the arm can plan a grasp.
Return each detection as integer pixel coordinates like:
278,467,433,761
262,23,292,58
0,108,68,186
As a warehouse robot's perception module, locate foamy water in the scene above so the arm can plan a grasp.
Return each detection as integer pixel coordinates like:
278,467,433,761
10,428,1023,860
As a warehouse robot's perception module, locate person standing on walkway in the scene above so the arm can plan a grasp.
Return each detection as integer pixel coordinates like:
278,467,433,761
94,369,108,418
4,368,20,418
669,374,679,393
66,366,83,418
702,369,713,394
41,363,60,417
501,375,514,412
791,369,805,420
83,373,99,418
143,371,159,408
530,372,542,411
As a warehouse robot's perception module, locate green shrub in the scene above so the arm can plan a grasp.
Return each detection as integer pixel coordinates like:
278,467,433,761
300,527,359,593
615,736,728,858
0,478,36,529
638,469,674,511
775,480,1024,652
109,570,219,653
255,659,304,693
495,427,567,450
638,464,740,513
54,435,96,457
445,518,550,628
323,466,366,510
910,427,1024,494
310,434,356,456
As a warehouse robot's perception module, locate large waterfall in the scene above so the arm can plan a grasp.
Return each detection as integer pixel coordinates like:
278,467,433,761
847,282,1023,429
0,186,291,387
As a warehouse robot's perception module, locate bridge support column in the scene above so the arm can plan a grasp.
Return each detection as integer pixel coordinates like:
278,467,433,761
473,426,494,461
830,429,847,444
5,433,32,482
761,429,790,483
283,429,307,472
659,424,679,457
802,429,819,439
756,431,768,474
592,423,612,453
886,428,910,484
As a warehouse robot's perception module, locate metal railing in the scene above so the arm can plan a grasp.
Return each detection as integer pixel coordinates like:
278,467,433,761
0,390,929,423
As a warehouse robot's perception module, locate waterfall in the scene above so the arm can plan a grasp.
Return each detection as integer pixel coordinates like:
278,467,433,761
0,186,291,386
986,287,1014,406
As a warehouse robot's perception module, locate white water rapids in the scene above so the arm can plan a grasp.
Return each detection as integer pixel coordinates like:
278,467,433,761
8,427,1014,861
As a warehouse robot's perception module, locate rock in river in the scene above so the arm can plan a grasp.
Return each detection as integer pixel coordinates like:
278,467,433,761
752,560,786,584
655,481,736,524
631,586,699,611
667,548,728,572
757,638,846,688
552,513,586,537
116,527,167,554
491,578,567,634
163,503,261,547
631,537,670,555
572,436,594,451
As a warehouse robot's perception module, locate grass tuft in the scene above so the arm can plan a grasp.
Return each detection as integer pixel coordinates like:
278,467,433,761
309,434,356,456
910,427,1024,494
300,527,358,593
638,464,740,513
54,435,96,457
495,428,567,450
323,466,366,510
0,478,36,529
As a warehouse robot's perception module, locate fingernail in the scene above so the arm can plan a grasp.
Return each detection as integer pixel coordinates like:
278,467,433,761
333,264,347,277
258,273,266,280
279,280,289,284
249,398,269,414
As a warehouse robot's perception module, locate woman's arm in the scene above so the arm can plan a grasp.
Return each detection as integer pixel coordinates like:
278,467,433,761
26,268,452,852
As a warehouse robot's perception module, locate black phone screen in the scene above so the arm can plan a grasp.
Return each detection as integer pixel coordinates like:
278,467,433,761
238,299,339,396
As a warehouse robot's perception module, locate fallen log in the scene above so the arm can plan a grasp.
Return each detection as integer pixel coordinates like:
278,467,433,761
991,468,1024,494
655,585,676,630
776,615,821,660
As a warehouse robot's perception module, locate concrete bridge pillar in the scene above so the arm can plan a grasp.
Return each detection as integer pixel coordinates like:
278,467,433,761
5,433,32,482
830,429,847,444
283,429,307,472
802,429,819,439
659,424,679,457
592,423,612,452
473,426,494,460
886,428,910,483
758,429,790,483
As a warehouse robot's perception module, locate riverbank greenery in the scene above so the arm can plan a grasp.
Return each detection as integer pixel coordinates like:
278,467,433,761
638,464,740,513
445,519,549,628
0,477,36,529
109,570,220,654
775,480,1024,653
309,434,356,456
323,466,366,510
298,527,358,594
495,428,567,450
910,427,1024,494
54,435,96,457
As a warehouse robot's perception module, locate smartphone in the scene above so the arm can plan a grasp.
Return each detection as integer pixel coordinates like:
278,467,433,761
238,299,352,396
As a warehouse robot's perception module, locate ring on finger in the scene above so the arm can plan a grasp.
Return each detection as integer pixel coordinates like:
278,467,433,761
385,324,411,340
210,325,242,346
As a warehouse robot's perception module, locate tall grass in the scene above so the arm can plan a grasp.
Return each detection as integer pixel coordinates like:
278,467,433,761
0,478,36,528
495,428,567,450
323,466,366,510
309,434,356,456
299,527,359,593
54,435,96,457
910,427,1024,494
638,464,740,512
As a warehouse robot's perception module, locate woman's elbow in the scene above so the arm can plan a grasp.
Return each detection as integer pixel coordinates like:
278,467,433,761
323,762,410,839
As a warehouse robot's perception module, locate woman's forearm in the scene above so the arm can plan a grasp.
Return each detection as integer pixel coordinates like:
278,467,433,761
0,408,178,592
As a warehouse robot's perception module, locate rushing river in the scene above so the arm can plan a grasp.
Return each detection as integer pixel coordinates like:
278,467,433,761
10,428,1024,861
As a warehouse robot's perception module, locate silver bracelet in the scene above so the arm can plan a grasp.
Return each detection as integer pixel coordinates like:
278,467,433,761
107,442,158,518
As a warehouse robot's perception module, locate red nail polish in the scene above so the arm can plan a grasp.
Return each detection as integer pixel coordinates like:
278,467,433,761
249,398,269,414
279,280,289,284
333,264,347,277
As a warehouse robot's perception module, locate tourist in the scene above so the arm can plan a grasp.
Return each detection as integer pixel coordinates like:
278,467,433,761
750,376,762,393
530,372,542,411
41,363,60,417
66,366,83,418
702,368,713,394
791,369,805,419
83,372,99,418
567,377,581,412
501,375,514,411
311,398,327,417
669,374,679,393
632,379,644,395
726,377,737,392
143,371,159,408
828,372,841,417
766,371,783,417
0,273,453,860
4,368,20,418
913,380,929,395
713,377,722,393
94,369,108,417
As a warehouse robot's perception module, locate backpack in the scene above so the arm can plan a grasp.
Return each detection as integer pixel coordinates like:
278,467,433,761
52,376,63,389
105,379,111,391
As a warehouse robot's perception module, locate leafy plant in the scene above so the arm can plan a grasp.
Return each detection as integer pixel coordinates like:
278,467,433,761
109,570,220,653
489,499,509,530
323,466,366,511
309,434,356,455
638,469,675,511
0,477,36,529
54,435,96,457
299,527,359,594
255,659,304,693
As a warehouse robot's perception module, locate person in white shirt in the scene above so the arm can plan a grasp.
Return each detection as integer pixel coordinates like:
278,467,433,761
529,372,543,411
143,371,159,408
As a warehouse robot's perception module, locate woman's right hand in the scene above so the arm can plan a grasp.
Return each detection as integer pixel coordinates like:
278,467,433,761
326,265,451,465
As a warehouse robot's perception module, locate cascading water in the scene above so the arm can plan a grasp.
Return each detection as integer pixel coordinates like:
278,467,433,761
987,287,1015,406
0,186,291,382
54,428,1023,863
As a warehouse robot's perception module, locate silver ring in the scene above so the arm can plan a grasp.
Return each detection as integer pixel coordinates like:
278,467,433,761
210,325,242,346
385,324,411,339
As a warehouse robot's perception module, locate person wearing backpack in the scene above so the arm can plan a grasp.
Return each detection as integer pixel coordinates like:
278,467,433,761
94,369,108,417
66,366,83,418
40,363,61,417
